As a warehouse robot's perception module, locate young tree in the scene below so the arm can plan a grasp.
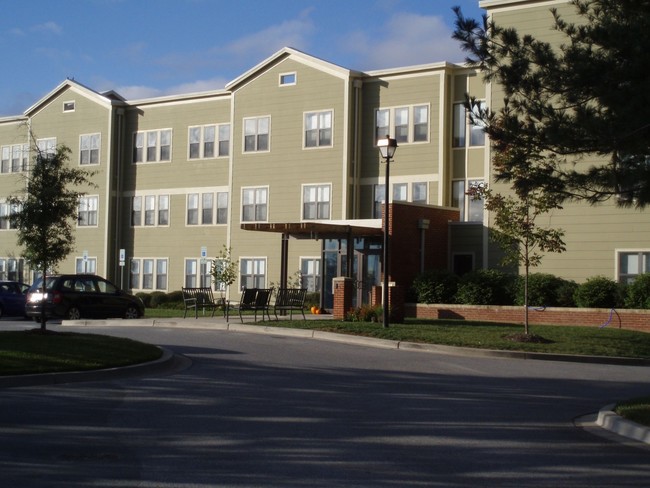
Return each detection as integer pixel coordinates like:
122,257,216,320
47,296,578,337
468,177,566,335
453,0,650,207
210,245,238,297
8,145,95,331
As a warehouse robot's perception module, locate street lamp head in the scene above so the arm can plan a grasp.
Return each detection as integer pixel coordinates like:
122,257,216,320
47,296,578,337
378,136,398,160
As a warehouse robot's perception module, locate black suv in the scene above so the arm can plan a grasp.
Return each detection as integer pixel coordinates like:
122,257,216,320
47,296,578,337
26,274,144,321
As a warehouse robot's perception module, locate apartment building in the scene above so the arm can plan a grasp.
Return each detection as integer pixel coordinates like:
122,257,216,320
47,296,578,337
0,0,647,310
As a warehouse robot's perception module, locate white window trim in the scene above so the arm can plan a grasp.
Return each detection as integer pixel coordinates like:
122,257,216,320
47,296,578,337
188,123,230,160
79,133,101,166
185,191,228,227
240,186,269,223
374,103,430,145
239,256,267,291
75,256,97,274
130,194,170,227
303,109,334,149
279,72,297,86
77,195,99,228
130,257,169,291
63,100,75,112
242,115,271,153
301,183,332,221
132,128,173,164
616,249,650,283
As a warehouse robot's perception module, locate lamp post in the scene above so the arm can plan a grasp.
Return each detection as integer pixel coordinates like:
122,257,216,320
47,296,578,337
377,135,397,328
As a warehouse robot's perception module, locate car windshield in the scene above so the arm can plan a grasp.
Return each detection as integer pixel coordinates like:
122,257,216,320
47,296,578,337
31,277,61,291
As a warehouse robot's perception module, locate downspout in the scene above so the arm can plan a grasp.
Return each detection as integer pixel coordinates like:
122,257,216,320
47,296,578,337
114,107,124,288
352,79,363,218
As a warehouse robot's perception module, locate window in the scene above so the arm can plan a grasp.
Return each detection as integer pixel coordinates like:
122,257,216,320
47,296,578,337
452,103,466,148
79,133,100,165
453,101,486,147
1,144,28,173
375,105,429,144
373,184,385,219
469,102,487,146
619,251,650,284
186,192,228,225
240,258,266,289
131,194,169,226
242,187,268,222
131,258,168,290
280,72,296,86
184,258,211,288
393,183,407,202
412,182,427,203
36,137,57,160
244,116,270,152
158,195,169,225
133,129,172,163
144,195,156,226
0,202,19,230
75,257,97,274
216,192,228,224
0,258,24,281
188,124,229,159
187,194,199,225
300,258,321,292
304,111,333,148
452,180,484,222
78,196,98,227
303,184,330,220
63,101,75,112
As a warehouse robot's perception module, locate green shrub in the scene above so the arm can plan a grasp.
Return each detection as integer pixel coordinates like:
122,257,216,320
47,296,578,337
455,269,516,305
574,276,624,308
515,273,577,307
135,292,151,307
166,290,184,304
149,291,168,308
346,304,382,322
625,273,650,309
411,269,459,304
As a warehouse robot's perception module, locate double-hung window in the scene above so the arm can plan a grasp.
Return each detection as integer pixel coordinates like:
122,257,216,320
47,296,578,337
133,129,172,163
300,258,321,292
303,184,330,220
242,187,268,222
186,192,228,225
412,182,427,203
453,101,486,147
619,251,650,284
78,196,98,227
244,117,270,152
304,111,333,148
75,257,97,274
1,144,28,173
189,124,229,159
131,195,170,226
36,138,57,161
452,179,484,223
240,258,266,289
184,258,212,288
0,202,19,230
131,258,168,290
373,184,385,219
80,133,100,165
375,105,429,144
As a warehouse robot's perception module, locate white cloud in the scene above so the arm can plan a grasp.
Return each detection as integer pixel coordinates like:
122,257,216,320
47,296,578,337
343,13,465,69
112,76,229,101
31,21,63,35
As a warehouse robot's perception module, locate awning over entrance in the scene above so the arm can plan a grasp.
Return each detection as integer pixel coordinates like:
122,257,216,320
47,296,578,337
241,220,383,289
240,220,383,239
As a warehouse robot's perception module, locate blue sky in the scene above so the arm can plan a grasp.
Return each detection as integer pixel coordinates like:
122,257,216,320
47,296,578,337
0,0,485,116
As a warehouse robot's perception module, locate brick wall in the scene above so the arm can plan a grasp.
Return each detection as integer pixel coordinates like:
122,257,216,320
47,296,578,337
406,303,650,333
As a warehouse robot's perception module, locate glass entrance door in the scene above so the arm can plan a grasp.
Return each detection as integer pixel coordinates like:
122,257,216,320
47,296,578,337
323,238,382,310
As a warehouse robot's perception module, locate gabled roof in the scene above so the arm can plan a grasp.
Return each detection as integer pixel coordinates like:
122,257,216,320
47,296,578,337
225,47,363,91
23,78,120,116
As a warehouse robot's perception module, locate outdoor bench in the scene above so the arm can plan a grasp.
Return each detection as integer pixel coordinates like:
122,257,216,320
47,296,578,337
273,288,307,320
227,287,273,323
182,287,226,319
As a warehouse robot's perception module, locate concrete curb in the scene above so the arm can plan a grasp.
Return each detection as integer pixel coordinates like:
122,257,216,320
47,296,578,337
0,347,180,389
596,404,650,445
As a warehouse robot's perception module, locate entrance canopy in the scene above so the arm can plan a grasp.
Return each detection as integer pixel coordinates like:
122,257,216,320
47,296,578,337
241,220,383,288
240,219,383,239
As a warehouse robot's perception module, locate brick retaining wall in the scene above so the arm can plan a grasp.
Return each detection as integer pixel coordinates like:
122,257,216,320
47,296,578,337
406,303,650,333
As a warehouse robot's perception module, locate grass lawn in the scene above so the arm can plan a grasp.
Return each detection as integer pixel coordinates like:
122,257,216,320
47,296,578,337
0,330,162,376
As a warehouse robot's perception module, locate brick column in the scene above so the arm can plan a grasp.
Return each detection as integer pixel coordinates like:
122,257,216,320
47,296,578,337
332,277,354,320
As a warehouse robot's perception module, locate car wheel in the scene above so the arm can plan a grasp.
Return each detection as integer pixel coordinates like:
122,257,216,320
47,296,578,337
66,307,82,320
125,305,140,319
